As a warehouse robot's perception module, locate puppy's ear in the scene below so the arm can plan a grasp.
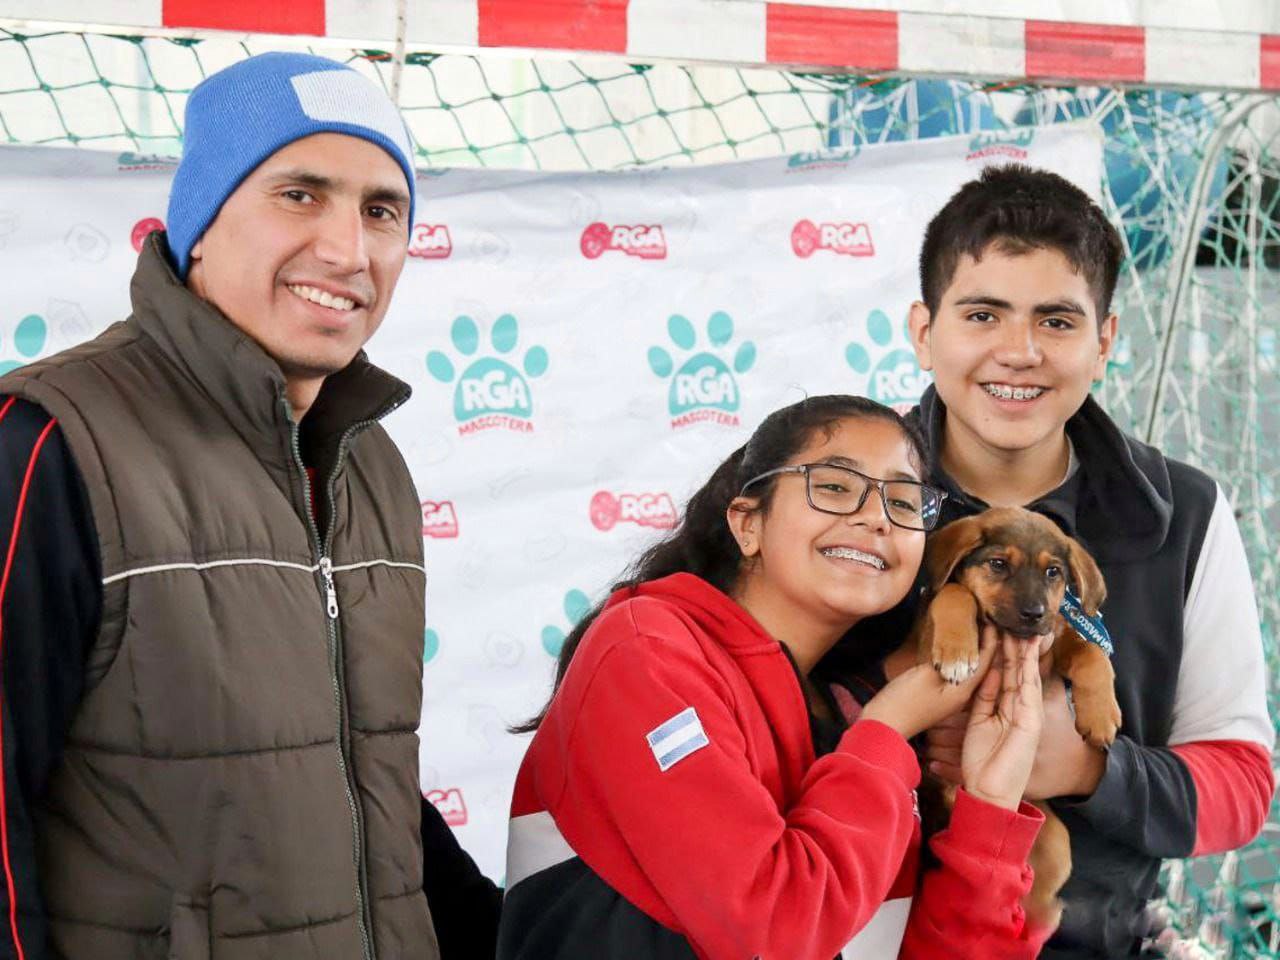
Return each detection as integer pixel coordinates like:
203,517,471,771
924,516,984,593
1066,536,1107,614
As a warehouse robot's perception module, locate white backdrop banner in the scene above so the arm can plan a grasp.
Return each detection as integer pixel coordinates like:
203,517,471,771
0,122,1101,880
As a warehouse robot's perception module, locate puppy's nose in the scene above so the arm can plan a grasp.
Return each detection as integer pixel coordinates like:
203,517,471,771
1019,603,1046,624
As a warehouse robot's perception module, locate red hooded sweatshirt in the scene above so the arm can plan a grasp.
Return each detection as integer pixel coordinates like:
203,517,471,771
498,573,1052,960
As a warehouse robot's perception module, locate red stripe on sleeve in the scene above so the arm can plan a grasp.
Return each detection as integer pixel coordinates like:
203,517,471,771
1171,740,1275,856
0,414,58,960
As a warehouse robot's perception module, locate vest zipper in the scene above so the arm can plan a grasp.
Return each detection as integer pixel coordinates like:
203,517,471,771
319,556,340,619
292,391,411,958
319,395,408,951
288,411,375,960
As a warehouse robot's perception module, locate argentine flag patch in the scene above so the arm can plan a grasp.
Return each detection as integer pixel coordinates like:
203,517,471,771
647,707,710,772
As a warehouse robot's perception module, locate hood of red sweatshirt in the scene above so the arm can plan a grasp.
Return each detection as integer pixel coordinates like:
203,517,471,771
604,572,783,658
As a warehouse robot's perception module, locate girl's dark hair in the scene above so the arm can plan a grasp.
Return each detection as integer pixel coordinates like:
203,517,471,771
513,394,927,732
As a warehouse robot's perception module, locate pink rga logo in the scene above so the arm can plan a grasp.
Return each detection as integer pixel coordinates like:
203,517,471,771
409,224,452,259
590,491,678,532
421,500,459,539
425,788,468,827
580,222,667,260
791,220,875,259
131,218,165,252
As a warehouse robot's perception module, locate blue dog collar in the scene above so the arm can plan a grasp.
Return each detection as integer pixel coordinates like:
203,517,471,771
1060,589,1113,657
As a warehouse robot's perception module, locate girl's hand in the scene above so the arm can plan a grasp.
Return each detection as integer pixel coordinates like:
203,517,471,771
860,631,998,741
960,625,1045,810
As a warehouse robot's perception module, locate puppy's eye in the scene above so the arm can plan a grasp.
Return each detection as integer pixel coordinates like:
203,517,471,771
987,557,1008,573
1045,565,1062,580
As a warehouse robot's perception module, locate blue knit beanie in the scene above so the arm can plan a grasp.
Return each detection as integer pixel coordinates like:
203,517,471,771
166,52,417,278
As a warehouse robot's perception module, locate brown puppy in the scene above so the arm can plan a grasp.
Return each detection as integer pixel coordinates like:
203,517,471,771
909,506,1121,930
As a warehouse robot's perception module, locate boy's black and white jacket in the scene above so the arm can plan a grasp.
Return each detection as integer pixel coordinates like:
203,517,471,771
890,386,1274,960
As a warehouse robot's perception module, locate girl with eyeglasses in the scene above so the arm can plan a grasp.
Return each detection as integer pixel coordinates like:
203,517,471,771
498,395,1052,960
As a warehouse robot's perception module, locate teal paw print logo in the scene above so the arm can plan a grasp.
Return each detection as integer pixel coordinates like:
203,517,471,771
423,628,440,664
648,312,756,428
0,314,48,376
427,314,548,435
540,589,591,658
845,309,930,413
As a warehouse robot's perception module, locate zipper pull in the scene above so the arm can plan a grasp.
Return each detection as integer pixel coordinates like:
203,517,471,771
319,556,340,619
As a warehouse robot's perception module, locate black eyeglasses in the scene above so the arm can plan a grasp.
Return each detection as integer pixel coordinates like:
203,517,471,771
740,462,947,531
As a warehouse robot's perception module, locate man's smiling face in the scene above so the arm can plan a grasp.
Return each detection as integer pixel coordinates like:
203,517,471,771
910,242,1116,461
186,132,411,387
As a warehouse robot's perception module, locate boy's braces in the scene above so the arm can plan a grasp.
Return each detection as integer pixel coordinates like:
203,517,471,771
984,383,1044,401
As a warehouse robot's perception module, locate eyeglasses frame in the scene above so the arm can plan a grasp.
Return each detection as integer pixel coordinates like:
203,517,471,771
737,462,947,532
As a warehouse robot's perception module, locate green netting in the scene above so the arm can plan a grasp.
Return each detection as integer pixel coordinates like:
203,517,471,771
2,24,1278,958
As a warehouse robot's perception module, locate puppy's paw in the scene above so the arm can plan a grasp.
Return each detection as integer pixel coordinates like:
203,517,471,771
1072,687,1122,748
930,625,981,684
935,654,981,684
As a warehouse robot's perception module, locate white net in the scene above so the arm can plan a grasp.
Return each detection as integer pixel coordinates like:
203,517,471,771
1,23,1278,957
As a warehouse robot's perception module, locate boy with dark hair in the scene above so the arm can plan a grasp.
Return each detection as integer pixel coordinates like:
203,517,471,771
907,164,1273,958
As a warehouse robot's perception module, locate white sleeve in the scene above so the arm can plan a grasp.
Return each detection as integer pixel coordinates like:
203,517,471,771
1169,484,1275,749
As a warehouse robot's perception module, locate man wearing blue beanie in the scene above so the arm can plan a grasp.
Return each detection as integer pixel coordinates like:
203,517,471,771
0,52,453,959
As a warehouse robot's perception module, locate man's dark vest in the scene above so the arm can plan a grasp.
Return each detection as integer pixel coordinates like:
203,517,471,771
1,236,439,959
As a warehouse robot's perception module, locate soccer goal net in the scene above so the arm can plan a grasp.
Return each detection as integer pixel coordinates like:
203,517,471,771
2,5,1278,956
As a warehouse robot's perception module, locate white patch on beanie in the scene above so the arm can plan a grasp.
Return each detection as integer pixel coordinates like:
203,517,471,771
289,69,413,168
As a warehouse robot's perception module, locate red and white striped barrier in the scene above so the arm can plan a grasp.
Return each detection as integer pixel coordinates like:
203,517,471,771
7,0,1280,91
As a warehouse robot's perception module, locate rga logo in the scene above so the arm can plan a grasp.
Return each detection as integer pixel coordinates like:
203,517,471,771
786,147,859,173
425,788,468,827
421,500,459,539
791,220,875,259
846,308,931,414
409,224,452,259
580,222,667,260
426,314,549,435
590,491,678,532
648,311,756,429
116,151,177,172
966,128,1035,162
131,218,164,253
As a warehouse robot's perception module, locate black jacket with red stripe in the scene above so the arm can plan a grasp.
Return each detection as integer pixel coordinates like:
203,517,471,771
0,397,99,960
0,396,499,960
842,386,1275,959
